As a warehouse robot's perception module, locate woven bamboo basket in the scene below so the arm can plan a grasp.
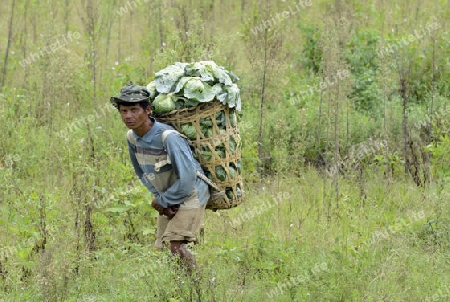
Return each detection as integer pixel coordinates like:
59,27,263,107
154,100,244,210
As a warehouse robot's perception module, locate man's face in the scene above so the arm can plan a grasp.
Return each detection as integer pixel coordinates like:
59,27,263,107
118,103,151,130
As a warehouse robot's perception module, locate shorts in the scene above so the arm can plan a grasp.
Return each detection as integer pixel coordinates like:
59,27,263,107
154,191,206,249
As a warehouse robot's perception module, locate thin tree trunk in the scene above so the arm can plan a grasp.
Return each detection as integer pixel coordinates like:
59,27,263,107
158,0,164,51
23,0,28,60
129,8,133,59
334,86,340,208
423,35,436,185
65,0,70,32
400,77,409,178
118,12,122,61
257,28,268,174
325,88,331,220
1,0,16,90
382,70,391,180
22,0,29,84
105,9,113,66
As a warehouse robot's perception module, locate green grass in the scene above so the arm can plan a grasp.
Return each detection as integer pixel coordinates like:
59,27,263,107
1,168,449,301
1,0,450,300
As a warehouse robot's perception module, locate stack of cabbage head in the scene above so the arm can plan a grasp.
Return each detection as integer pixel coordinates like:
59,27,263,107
149,61,243,205
147,61,241,114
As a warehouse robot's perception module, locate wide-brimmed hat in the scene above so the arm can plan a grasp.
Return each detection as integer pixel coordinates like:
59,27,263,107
110,83,150,108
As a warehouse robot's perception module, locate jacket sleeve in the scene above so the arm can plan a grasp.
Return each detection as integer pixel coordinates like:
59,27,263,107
127,140,161,200
156,133,197,208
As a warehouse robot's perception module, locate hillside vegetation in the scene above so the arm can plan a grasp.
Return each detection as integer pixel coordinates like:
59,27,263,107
1,0,450,301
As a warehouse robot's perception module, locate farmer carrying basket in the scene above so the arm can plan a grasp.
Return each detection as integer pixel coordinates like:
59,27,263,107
110,61,244,270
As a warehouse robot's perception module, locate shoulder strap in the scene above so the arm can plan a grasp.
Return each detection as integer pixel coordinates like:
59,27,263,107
127,129,136,146
127,129,186,148
153,129,187,172
161,129,182,147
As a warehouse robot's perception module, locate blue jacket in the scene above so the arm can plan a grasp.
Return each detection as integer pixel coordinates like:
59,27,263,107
127,118,209,208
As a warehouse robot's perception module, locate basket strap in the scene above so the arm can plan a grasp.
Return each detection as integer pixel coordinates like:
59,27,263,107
127,130,136,146
161,129,184,144
196,171,221,192
162,129,222,192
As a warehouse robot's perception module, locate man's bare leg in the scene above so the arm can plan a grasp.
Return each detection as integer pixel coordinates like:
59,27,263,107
170,240,196,270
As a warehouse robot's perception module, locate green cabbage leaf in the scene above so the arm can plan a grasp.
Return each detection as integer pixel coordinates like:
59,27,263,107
152,93,176,114
185,61,216,82
154,63,187,93
181,123,197,140
146,81,157,99
183,78,219,103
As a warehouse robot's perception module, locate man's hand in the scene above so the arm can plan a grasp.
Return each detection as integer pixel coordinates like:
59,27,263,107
151,198,164,215
163,205,180,220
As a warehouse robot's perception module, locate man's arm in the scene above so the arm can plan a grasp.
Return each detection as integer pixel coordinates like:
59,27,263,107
156,133,197,208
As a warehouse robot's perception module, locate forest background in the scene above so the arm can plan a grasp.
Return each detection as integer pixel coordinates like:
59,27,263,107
1,0,450,301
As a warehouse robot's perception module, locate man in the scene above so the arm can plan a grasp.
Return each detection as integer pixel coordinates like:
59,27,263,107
110,83,210,269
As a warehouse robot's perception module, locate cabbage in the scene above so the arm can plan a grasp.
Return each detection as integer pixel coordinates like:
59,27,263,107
212,66,233,86
228,71,240,83
199,117,213,138
229,137,236,155
200,117,213,128
200,150,212,161
229,110,237,127
183,78,217,103
185,78,204,94
225,84,241,111
225,185,242,201
175,99,185,110
216,90,227,104
229,166,236,179
173,77,189,94
181,123,197,140
146,81,157,99
184,98,200,107
204,128,213,138
185,61,217,82
171,95,199,109
199,145,212,161
215,111,226,129
215,166,226,181
154,64,186,93
225,187,233,200
152,93,176,114
204,169,213,181
236,184,242,197
152,61,242,111
215,143,226,158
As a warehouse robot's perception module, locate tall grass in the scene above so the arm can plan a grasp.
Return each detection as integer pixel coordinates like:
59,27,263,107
1,0,450,301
